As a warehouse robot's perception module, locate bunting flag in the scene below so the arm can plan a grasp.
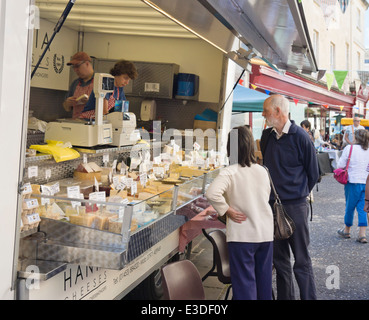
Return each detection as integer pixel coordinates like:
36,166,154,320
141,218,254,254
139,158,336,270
323,104,329,109
317,70,326,82
293,98,299,106
251,84,257,90
342,76,350,95
239,79,244,85
338,0,349,14
325,73,334,90
333,70,348,90
316,0,338,28
264,89,270,95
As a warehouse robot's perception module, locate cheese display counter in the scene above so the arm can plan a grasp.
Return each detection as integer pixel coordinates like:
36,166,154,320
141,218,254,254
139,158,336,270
18,141,223,283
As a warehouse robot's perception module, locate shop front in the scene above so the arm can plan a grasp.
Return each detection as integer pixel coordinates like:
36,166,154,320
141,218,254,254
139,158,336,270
249,64,369,138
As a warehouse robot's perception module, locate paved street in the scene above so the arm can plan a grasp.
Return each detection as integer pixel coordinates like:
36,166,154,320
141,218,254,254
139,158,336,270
191,173,369,300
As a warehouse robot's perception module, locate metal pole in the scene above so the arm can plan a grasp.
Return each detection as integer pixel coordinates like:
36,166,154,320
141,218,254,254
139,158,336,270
31,0,76,79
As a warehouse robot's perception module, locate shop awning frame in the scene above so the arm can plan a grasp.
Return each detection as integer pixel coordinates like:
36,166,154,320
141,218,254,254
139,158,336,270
250,64,368,112
143,0,318,73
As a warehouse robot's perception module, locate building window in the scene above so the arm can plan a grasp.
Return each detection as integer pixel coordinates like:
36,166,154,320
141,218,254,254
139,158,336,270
330,42,335,72
357,8,361,30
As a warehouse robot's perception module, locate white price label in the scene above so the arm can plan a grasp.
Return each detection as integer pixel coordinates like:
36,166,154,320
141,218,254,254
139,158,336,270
153,155,161,165
193,142,201,151
23,198,39,209
89,191,106,205
50,182,60,195
28,166,38,178
67,186,81,208
94,177,99,192
22,183,32,195
112,159,117,172
112,176,119,188
153,167,164,175
45,169,51,180
140,173,147,187
131,181,137,195
126,178,133,188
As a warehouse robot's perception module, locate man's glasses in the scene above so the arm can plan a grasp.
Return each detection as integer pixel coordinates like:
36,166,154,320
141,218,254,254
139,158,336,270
72,61,86,69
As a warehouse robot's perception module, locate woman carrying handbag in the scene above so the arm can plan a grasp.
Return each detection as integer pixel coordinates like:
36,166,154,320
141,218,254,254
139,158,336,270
337,129,369,243
205,126,274,300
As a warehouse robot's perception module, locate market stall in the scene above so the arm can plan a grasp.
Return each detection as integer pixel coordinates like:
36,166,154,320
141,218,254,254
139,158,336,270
17,138,225,299
0,0,329,300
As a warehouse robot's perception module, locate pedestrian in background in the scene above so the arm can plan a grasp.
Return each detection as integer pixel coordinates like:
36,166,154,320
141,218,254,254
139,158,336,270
342,116,364,147
300,120,315,143
260,94,319,300
206,126,274,300
337,129,369,243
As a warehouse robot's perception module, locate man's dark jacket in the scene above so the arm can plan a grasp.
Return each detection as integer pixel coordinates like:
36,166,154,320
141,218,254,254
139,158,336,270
260,120,319,204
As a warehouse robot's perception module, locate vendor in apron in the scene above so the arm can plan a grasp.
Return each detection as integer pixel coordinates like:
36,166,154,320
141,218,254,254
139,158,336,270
63,52,95,119
80,59,138,119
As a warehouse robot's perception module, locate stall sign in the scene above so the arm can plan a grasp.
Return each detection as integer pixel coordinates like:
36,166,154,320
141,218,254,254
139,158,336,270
31,19,75,91
27,231,179,300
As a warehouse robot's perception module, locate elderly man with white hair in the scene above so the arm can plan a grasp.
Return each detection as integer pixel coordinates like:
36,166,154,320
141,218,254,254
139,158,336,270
260,94,320,300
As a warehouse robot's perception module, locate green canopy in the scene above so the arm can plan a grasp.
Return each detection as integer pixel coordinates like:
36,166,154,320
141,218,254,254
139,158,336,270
232,84,269,112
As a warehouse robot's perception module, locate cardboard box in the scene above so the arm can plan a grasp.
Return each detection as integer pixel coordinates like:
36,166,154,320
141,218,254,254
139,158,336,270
193,120,217,131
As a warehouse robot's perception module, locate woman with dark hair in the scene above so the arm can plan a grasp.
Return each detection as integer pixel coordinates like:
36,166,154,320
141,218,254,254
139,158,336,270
80,59,138,118
104,59,138,113
205,126,274,300
337,129,369,243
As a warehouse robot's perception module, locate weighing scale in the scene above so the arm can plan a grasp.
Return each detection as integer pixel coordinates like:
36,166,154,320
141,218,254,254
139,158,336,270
44,73,115,147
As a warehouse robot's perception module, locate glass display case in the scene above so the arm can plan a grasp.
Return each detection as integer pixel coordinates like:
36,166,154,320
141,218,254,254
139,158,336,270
18,165,223,281
19,194,132,271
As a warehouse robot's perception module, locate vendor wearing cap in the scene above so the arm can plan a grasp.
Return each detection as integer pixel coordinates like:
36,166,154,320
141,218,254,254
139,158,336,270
63,51,95,119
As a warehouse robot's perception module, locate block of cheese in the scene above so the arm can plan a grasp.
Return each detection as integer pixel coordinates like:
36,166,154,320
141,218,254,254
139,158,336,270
152,202,172,214
74,171,101,182
76,163,94,173
95,213,117,230
108,217,122,234
69,215,85,226
69,213,96,228
109,189,128,199
142,186,159,194
128,171,139,180
180,167,206,177
138,192,155,200
31,184,41,194
88,162,102,172
163,145,173,155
